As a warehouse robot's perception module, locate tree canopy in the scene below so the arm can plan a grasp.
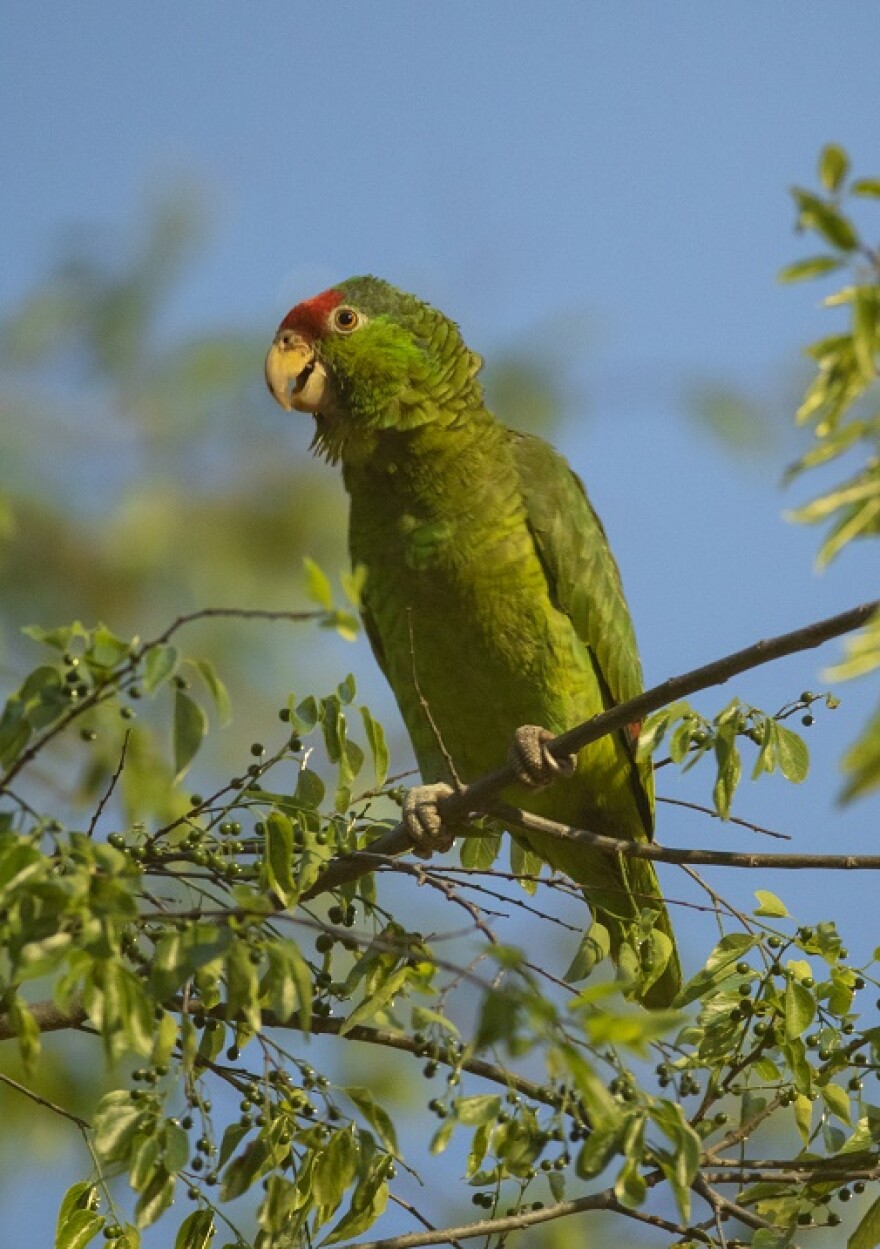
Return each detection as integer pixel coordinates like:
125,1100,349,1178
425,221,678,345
0,145,879,1249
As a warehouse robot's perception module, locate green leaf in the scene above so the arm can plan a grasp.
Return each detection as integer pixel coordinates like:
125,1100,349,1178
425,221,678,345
850,1197,880,1249
775,724,810,783
548,1169,566,1202
712,727,741,818
312,1127,359,1222
778,255,844,283
264,811,296,905
752,1230,797,1249
130,1132,162,1192
853,287,880,381
509,836,543,894
337,673,356,704
784,979,816,1040
852,178,880,198
460,827,502,870
142,644,178,693
93,1091,148,1163
344,1087,399,1153
134,1169,174,1229
753,890,790,918
819,143,850,192
359,706,389,788
173,1210,215,1249
454,1095,501,1126
89,624,130,669
322,1157,390,1244
340,965,411,1037
675,933,758,1007
173,689,207,780
322,609,360,642
564,1046,621,1131
650,1099,700,1220
23,620,90,653
584,1006,679,1051
303,556,333,610
614,1155,646,1208
340,562,367,608
841,702,880,801
475,987,521,1052
793,188,859,250
564,921,611,982
225,940,262,1033
193,658,232,726
793,1093,813,1145
9,994,40,1073
575,1124,621,1179
221,1138,270,1201
295,767,325,809
263,939,312,1028
821,1081,852,1125
55,1183,104,1249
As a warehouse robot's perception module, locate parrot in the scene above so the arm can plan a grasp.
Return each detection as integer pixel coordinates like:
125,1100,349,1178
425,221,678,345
265,276,681,1008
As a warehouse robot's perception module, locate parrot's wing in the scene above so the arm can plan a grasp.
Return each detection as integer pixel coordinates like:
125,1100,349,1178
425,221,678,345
360,594,391,683
511,432,654,838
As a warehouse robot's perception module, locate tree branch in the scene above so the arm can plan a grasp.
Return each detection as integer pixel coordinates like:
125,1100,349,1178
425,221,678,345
306,598,879,897
0,1000,87,1040
345,1187,711,1249
487,800,880,870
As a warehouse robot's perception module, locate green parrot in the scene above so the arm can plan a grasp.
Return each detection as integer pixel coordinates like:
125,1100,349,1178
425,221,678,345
265,276,681,1008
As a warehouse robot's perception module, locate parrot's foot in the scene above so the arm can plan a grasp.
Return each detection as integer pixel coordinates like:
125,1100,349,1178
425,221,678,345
403,783,458,859
509,725,577,789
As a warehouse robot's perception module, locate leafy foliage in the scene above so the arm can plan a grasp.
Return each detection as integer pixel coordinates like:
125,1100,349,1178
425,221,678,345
1,147,880,1249
0,601,877,1249
781,143,880,799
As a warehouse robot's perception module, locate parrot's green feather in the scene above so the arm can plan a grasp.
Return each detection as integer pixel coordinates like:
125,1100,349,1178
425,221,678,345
279,275,681,1007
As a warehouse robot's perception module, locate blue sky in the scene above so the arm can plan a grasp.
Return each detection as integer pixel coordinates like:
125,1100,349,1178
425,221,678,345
2,4,880,1243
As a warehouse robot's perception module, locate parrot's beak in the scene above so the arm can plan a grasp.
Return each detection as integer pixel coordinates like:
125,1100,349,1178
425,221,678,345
265,333,328,413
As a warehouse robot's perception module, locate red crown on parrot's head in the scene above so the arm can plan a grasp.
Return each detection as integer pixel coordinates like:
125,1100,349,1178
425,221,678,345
278,288,343,338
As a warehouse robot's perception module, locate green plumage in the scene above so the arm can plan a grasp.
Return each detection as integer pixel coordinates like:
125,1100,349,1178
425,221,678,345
279,275,680,1007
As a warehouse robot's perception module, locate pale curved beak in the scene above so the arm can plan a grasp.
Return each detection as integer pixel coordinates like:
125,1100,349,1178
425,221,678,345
265,334,328,413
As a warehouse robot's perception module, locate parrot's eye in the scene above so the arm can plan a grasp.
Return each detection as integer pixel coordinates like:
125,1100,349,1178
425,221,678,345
331,306,362,333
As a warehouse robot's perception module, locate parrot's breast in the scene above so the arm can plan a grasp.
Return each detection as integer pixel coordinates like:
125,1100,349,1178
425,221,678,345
344,426,630,833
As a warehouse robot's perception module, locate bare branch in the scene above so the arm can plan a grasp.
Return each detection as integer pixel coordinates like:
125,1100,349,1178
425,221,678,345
305,598,879,898
0,1000,87,1040
346,1187,710,1249
488,800,880,870
658,795,791,841
138,605,324,651
87,729,130,837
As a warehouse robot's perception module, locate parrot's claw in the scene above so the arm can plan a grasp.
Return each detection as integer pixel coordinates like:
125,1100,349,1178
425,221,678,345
509,725,577,789
403,783,458,859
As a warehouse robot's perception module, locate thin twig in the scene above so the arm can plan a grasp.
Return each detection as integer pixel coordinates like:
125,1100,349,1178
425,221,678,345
140,606,323,651
658,795,791,841
0,1071,90,1129
87,729,130,837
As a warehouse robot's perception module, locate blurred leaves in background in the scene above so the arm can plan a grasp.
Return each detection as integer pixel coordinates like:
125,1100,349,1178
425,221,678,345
0,190,350,726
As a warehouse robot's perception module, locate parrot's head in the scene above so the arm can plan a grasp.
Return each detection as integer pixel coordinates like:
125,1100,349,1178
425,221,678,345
265,276,483,463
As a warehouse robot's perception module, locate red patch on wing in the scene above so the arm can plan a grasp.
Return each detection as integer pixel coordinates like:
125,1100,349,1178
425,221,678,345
627,720,642,747
278,288,343,338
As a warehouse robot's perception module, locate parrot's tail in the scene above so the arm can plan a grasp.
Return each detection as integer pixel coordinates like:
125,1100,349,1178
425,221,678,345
522,830,682,1008
591,853,682,1009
